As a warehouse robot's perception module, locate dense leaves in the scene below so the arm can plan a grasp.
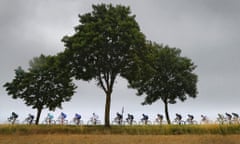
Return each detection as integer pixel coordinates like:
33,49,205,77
61,4,146,127
4,55,76,124
129,42,198,124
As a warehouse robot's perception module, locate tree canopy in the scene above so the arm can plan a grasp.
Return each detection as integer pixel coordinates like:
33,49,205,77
60,4,146,127
3,54,76,124
128,42,198,124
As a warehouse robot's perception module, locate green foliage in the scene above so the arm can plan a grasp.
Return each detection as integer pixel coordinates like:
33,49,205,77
3,55,76,124
1,124,240,135
61,4,145,81
61,4,146,127
128,42,198,124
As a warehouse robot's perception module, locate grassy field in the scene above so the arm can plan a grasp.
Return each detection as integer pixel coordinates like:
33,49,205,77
1,134,240,144
1,124,240,144
1,124,240,135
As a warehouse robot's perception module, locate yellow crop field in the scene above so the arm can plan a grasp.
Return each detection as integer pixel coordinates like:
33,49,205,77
1,124,240,144
1,134,240,144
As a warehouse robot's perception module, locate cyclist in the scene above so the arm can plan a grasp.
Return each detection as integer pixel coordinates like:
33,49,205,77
91,113,99,125
8,112,18,124
73,113,81,125
232,113,239,118
46,113,54,124
232,113,239,124
26,113,34,124
201,115,207,121
217,113,225,124
187,114,194,124
217,113,224,120
200,115,208,124
156,114,164,123
59,112,67,124
114,112,123,124
126,113,134,125
225,112,232,124
175,113,182,125
141,114,149,125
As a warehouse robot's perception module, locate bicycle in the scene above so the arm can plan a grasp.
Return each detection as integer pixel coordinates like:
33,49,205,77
172,118,185,125
22,117,35,125
138,119,152,125
172,113,185,125
186,119,198,125
7,117,19,125
55,115,68,125
70,118,84,125
215,114,228,125
153,119,167,125
200,115,213,124
185,114,198,125
112,118,123,125
42,117,56,125
231,113,240,124
124,119,137,125
87,119,101,125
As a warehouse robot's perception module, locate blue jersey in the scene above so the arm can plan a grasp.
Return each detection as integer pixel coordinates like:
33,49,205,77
76,114,81,119
62,113,67,118
48,114,54,119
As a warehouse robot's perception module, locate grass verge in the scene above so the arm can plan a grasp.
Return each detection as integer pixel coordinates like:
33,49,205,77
0,124,240,135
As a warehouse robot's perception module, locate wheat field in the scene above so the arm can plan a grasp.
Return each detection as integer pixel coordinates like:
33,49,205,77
1,124,240,144
0,134,240,144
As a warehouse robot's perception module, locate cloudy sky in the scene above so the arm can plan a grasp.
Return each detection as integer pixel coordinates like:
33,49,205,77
1,0,240,123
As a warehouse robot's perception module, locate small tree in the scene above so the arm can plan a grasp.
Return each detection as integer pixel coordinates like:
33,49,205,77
3,55,76,124
61,4,146,127
128,42,198,124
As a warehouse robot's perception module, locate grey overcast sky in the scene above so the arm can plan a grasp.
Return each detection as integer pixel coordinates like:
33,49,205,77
1,0,240,123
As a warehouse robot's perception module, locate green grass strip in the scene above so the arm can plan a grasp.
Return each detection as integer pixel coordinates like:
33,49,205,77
1,124,240,135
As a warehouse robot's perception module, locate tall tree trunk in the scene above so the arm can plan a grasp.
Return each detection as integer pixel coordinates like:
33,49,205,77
35,108,42,125
164,100,171,124
104,91,111,127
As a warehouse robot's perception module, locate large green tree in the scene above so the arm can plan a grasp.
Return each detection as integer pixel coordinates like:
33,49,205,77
128,42,198,124
3,55,76,124
61,4,146,127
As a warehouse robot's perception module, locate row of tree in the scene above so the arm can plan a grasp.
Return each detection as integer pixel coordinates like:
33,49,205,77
3,4,198,127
